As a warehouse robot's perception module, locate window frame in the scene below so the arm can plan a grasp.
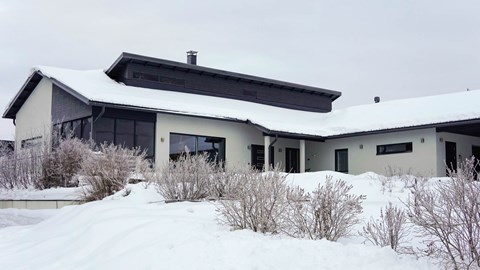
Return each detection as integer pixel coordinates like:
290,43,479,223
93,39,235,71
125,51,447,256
376,142,413,155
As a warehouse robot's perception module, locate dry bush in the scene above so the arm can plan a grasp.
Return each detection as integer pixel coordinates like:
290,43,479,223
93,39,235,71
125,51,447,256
283,176,365,241
154,152,217,201
218,167,289,234
37,137,91,189
80,143,149,202
207,164,249,199
407,157,480,269
360,203,410,251
0,148,43,189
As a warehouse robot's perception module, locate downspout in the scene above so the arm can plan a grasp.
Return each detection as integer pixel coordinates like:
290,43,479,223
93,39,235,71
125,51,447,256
269,133,278,148
13,118,16,126
268,133,278,169
91,105,106,141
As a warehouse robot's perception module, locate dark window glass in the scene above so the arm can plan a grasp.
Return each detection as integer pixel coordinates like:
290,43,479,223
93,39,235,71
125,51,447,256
169,134,196,160
376,142,413,155
115,119,134,149
197,136,225,163
335,149,348,173
169,133,225,163
95,117,115,145
62,122,72,138
135,121,155,159
82,117,92,141
72,119,82,139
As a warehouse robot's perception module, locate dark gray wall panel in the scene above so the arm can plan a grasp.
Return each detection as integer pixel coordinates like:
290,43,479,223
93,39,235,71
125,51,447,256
117,63,332,112
51,85,92,123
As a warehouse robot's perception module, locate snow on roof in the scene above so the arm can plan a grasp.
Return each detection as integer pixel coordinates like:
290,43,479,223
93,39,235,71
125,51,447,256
34,66,480,137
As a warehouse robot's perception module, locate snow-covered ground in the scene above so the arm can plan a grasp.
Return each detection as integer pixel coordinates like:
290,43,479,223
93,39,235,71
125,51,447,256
0,171,437,269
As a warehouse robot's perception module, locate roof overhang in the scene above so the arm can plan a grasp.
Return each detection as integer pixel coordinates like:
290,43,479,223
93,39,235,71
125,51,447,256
106,52,342,101
324,118,480,139
2,70,91,119
3,71,43,119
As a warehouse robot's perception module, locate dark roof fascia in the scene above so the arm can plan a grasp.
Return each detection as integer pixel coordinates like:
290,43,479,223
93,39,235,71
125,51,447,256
246,120,325,142
324,118,480,139
106,52,342,100
3,71,43,119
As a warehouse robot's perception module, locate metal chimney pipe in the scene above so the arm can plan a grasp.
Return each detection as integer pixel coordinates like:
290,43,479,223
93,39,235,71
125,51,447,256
187,50,198,65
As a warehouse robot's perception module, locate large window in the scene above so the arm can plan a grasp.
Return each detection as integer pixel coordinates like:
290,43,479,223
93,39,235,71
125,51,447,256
169,133,225,163
376,142,413,155
94,117,155,160
56,117,92,141
335,149,348,173
58,116,155,160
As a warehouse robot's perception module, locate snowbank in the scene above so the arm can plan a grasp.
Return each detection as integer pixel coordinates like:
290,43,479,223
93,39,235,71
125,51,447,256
0,172,436,269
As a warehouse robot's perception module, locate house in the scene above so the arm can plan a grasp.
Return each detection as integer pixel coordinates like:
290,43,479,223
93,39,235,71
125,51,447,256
3,51,480,177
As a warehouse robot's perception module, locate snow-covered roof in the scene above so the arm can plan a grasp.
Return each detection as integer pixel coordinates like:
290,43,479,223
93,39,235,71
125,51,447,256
7,66,480,138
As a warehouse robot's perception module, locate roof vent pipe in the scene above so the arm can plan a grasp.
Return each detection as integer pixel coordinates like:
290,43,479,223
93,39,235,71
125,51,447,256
374,96,380,103
187,50,198,65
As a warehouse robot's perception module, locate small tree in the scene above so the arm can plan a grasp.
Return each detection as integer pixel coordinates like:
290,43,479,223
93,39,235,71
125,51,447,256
360,203,410,251
406,157,480,269
283,176,365,241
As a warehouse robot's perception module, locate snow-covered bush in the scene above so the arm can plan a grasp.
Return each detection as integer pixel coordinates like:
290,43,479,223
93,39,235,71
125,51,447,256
207,164,249,199
360,203,410,251
283,176,365,241
80,143,148,202
155,152,218,201
0,148,43,189
218,167,289,234
406,157,480,269
38,138,91,189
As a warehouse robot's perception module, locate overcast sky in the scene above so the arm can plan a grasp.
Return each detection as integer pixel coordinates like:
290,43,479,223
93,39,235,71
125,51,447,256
1,0,479,140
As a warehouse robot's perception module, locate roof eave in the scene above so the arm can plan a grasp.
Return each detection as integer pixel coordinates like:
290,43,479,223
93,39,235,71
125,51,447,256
2,71,43,119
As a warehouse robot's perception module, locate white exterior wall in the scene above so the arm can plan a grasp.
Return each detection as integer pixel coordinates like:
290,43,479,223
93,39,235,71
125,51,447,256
306,128,438,176
435,132,480,176
14,78,53,149
155,113,305,170
270,137,304,170
155,114,263,169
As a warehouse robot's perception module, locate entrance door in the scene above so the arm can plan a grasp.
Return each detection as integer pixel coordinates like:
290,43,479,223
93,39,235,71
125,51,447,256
285,148,300,173
251,144,274,171
335,149,348,173
445,141,457,174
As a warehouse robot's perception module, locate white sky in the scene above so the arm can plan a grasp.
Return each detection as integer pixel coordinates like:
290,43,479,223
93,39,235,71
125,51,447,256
1,0,479,140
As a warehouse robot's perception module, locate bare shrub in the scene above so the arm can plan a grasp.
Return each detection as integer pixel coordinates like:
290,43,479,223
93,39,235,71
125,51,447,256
36,137,91,189
155,152,218,201
407,157,480,269
0,145,44,189
0,142,47,189
217,167,288,234
80,143,149,202
207,164,249,199
360,203,410,251
283,176,365,241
